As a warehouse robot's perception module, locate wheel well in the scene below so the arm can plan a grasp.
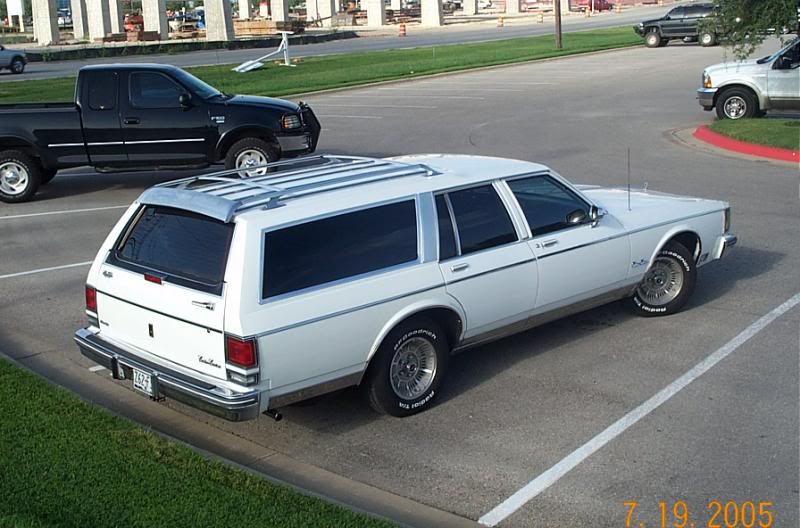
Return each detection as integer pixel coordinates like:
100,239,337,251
217,128,280,162
11,55,24,62
667,231,701,262
714,84,760,110
0,138,37,158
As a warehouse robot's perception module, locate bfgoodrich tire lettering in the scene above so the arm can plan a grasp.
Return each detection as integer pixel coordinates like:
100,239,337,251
629,241,697,317
364,317,450,417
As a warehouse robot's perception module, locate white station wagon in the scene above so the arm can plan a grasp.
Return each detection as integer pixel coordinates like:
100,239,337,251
75,154,737,420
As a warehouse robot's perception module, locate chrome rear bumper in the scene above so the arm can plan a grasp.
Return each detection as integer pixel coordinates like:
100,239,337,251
74,327,261,421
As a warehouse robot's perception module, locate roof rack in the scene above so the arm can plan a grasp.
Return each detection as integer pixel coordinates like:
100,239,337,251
141,154,440,222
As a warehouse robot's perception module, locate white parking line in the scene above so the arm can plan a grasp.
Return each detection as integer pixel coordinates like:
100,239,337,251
315,114,383,119
0,205,128,221
0,261,93,280
312,103,438,109
479,291,800,527
329,94,486,100
376,87,524,92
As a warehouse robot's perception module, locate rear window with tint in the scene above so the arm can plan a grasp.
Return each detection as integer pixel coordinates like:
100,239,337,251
263,200,418,299
114,206,234,290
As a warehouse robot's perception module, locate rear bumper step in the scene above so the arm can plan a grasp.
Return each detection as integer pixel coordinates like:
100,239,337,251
74,327,261,422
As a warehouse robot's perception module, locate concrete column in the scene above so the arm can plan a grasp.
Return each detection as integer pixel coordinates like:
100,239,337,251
86,0,111,40
70,0,89,39
390,0,401,10
505,0,520,15
238,0,251,19
108,0,123,33
366,0,385,26
271,0,290,22
32,0,59,45
462,0,476,15
204,0,235,41
142,0,168,38
421,0,442,26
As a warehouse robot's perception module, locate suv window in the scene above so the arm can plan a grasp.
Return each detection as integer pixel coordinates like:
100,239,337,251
113,206,234,292
666,6,685,18
435,194,458,260
129,72,185,109
446,185,517,255
86,71,117,111
507,175,589,236
263,200,418,299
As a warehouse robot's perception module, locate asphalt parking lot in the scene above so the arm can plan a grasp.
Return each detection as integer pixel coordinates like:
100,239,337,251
2,41,798,527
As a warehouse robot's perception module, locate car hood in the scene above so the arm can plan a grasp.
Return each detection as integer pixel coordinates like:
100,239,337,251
704,58,764,76
576,186,726,231
224,94,301,112
639,18,663,26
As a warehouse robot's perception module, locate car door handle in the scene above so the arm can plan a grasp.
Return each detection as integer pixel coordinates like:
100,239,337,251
124,117,140,125
541,239,559,248
191,301,215,311
450,263,470,272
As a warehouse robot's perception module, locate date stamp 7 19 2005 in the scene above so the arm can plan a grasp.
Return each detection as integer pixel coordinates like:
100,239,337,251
624,500,774,528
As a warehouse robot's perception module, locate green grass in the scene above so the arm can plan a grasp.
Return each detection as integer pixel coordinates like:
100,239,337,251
0,27,639,103
709,118,800,151
0,358,394,528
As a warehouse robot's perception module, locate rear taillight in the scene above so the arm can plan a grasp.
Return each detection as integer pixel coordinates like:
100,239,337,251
144,273,162,284
85,286,97,313
225,334,257,369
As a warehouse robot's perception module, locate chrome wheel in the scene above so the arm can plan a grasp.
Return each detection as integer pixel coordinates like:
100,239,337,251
235,148,269,176
0,161,29,196
723,96,747,119
390,337,437,400
636,256,685,307
700,33,713,45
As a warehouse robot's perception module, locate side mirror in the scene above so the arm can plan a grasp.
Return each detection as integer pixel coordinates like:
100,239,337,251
178,93,192,108
589,205,605,227
566,209,588,225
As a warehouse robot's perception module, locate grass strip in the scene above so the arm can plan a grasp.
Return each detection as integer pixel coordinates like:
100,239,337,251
0,27,639,103
0,358,394,528
708,118,800,151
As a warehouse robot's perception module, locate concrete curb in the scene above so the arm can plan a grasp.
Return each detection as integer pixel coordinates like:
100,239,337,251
0,348,479,528
693,125,799,163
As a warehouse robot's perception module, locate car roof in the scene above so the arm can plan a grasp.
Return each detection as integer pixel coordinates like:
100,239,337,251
80,63,182,73
139,154,550,226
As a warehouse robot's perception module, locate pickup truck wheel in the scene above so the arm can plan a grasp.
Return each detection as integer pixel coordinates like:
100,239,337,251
644,31,662,48
364,317,450,417
0,150,41,203
715,88,757,120
10,58,25,74
699,32,716,47
629,241,697,317
40,169,58,185
225,137,278,177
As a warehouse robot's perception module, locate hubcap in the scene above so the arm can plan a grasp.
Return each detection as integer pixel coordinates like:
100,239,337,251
636,256,685,306
12,61,22,73
702,34,712,44
389,337,437,400
0,161,29,196
235,148,269,176
724,96,747,119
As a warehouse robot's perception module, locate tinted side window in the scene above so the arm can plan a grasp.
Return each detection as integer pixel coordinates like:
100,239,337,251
129,72,184,108
447,185,517,255
507,176,589,237
86,71,117,111
667,6,685,18
435,194,457,260
263,200,418,298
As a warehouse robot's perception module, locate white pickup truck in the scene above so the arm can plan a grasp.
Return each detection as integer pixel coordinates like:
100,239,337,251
698,37,800,119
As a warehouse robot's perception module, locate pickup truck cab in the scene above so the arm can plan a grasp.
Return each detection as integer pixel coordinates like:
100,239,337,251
75,154,736,422
0,64,321,203
0,45,26,74
698,37,800,119
635,3,718,48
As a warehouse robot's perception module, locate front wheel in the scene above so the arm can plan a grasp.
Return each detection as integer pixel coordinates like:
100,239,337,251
715,88,758,120
629,241,697,317
10,58,25,74
699,31,716,47
0,150,42,203
224,137,279,177
644,31,662,48
363,317,450,417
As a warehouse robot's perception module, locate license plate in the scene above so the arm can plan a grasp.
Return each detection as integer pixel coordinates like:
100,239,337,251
132,368,154,397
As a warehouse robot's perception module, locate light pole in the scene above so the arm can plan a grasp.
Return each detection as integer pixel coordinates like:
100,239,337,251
554,0,562,49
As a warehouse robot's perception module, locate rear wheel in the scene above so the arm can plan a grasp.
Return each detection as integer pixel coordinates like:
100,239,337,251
629,241,696,317
224,137,279,177
10,58,25,74
715,87,757,120
363,317,450,417
699,31,716,47
0,150,41,203
644,30,662,48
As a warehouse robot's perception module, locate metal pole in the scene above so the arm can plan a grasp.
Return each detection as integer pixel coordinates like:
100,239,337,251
554,0,562,49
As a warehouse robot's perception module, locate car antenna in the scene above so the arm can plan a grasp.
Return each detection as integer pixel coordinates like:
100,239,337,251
627,146,631,211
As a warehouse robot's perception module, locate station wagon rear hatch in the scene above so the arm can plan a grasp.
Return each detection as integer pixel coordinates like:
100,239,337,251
93,205,233,380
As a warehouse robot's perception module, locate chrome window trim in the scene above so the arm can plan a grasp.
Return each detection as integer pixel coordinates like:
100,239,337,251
442,192,462,256
257,195,422,305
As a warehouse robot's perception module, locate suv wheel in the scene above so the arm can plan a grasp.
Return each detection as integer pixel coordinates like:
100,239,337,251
364,317,450,417
716,87,757,120
224,137,279,177
10,58,25,74
644,31,662,48
699,31,716,47
0,150,42,203
629,241,696,317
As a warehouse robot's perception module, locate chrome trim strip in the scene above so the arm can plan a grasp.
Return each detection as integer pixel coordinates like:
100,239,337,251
88,141,124,146
126,138,205,145
48,142,84,148
447,257,536,285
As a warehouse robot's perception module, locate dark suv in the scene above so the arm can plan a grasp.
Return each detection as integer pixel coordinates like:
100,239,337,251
635,3,718,48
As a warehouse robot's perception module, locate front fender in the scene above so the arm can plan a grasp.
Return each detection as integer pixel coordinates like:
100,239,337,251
716,80,767,110
215,125,280,161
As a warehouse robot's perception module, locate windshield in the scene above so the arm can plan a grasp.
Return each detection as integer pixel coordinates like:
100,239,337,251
172,69,223,100
757,37,800,64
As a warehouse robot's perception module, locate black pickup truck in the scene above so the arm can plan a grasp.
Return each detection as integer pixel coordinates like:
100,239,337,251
0,64,321,202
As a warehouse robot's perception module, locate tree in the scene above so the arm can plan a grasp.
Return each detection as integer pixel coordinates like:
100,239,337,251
709,0,799,59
